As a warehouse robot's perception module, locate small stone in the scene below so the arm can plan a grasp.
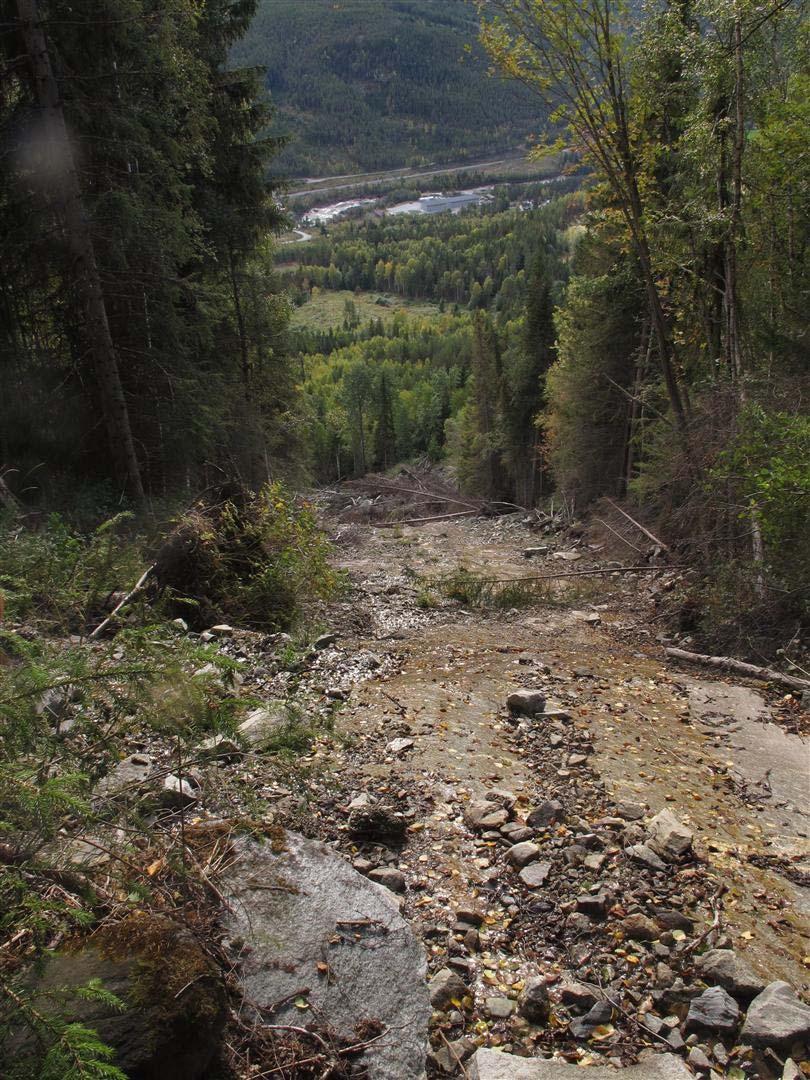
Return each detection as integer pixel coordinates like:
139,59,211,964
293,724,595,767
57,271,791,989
172,618,188,632
526,800,564,827
666,1028,686,1052
197,734,241,761
656,963,676,988
519,861,551,888
314,632,339,649
159,774,197,809
646,809,693,860
455,907,485,927
518,977,549,1023
567,753,587,766
238,702,288,746
465,802,510,831
695,950,765,999
653,909,695,933
583,851,606,872
368,867,405,893
386,737,414,756
626,842,668,873
621,913,660,941
575,891,609,919
325,687,347,700
559,980,598,1012
685,986,740,1035
208,624,234,636
740,981,810,1049
507,841,540,868
463,928,480,952
502,825,534,843
687,1047,712,1072
352,857,374,873
615,800,646,820
782,1059,802,1080
507,689,546,716
429,967,468,1010
485,997,515,1019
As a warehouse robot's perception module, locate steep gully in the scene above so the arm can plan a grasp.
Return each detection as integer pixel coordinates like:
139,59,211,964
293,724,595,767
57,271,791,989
223,509,809,1076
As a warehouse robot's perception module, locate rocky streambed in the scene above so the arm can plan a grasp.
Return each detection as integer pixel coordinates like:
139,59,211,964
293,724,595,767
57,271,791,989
10,512,809,1079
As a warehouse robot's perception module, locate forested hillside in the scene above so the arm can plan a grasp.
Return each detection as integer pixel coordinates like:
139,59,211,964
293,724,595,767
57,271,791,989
231,0,542,174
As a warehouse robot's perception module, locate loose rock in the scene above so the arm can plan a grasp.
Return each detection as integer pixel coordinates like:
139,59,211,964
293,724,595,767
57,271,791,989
685,985,740,1035
740,980,810,1049
646,809,693,860
506,690,546,716
695,949,765,999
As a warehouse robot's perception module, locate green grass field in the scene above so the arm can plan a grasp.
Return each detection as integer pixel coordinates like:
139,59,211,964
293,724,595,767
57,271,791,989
289,288,440,331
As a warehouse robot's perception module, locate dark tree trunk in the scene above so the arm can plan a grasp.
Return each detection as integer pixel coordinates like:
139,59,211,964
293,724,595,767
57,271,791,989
16,0,144,501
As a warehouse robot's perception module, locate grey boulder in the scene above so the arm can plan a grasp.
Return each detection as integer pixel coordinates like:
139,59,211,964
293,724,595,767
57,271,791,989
740,981,810,1049
468,1048,692,1078
221,832,430,1079
696,949,765,999
685,985,740,1035
237,702,289,746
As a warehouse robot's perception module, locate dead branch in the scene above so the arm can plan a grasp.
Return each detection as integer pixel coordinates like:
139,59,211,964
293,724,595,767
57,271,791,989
373,510,478,528
443,565,675,584
344,478,478,510
664,646,810,692
89,563,155,639
594,515,644,555
604,498,670,552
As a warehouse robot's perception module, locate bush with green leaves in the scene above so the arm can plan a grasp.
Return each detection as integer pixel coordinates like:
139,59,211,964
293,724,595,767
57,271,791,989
154,481,343,631
0,513,144,634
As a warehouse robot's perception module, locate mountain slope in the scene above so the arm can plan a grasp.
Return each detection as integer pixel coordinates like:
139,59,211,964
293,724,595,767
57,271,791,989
231,0,544,176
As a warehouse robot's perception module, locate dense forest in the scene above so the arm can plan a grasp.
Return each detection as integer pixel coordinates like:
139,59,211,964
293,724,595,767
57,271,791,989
0,0,296,508
231,0,543,174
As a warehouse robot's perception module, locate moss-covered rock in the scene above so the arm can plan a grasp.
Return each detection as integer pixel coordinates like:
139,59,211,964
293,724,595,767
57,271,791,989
8,913,226,1080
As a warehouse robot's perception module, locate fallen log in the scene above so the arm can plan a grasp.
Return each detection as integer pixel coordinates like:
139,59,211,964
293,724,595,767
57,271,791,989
604,498,670,552
664,646,810,692
439,564,678,584
373,510,478,528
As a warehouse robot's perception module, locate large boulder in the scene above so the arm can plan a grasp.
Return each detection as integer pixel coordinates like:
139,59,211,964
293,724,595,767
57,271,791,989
740,981,810,1049
468,1048,692,1078
221,832,430,1079
5,914,226,1080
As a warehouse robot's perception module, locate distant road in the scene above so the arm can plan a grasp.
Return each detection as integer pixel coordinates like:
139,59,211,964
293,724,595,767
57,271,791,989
285,153,527,200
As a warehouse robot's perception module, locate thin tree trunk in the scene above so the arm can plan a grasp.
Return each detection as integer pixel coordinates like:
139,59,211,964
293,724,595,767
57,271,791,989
17,0,144,501
229,244,250,390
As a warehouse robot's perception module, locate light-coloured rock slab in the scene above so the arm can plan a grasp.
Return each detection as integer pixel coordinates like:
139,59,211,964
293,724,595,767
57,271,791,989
222,832,430,1079
469,1048,692,1079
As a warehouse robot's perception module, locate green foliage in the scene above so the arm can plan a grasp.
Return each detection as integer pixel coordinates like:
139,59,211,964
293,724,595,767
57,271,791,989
157,483,342,631
715,406,810,587
433,568,541,610
0,514,142,633
292,196,578,487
